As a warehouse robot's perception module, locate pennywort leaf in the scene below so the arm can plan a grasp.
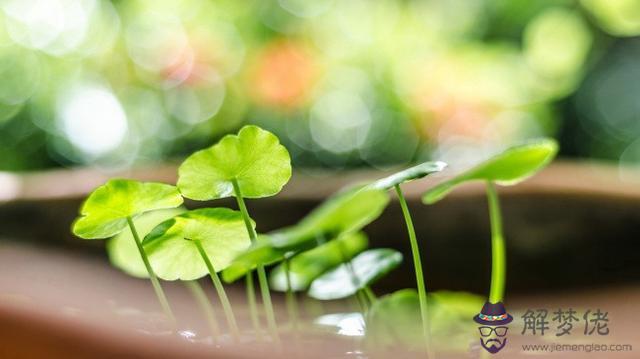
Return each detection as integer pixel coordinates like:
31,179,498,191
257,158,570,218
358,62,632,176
367,289,422,349
143,208,252,281
221,235,287,283
269,232,369,292
422,138,558,204
178,125,292,200
271,186,390,250
428,291,486,352
370,161,447,190
308,248,402,300
72,179,183,239
106,208,186,278
367,289,484,352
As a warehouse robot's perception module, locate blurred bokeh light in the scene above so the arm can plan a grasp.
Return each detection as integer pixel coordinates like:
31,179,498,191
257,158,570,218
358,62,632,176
1,0,640,172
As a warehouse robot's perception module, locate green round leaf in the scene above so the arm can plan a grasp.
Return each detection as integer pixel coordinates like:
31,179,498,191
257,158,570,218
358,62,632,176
370,161,447,190
221,235,288,283
367,290,484,352
178,125,292,200
308,248,402,300
423,138,558,204
271,186,390,250
143,208,252,281
367,289,422,350
107,208,186,278
72,179,184,239
269,232,369,292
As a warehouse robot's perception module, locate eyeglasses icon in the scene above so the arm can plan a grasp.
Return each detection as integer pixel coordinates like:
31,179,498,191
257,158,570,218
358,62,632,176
478,326,508,337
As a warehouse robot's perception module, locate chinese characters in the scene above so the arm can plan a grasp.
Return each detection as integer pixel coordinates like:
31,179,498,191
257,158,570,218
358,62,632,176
520,308,609,336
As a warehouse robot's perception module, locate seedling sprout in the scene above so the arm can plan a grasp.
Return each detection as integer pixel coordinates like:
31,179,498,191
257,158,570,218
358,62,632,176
142,208,252,341
369,161,446,353
423,139,558,303
106,208,185,278
177,125,292,344
72,179,183,322
105,208,220,340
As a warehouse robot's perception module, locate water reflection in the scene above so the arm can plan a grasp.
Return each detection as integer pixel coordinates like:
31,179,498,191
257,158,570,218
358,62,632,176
314,312,365,337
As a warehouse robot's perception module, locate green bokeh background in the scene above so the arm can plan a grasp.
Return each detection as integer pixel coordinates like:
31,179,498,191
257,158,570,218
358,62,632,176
1,0,639,172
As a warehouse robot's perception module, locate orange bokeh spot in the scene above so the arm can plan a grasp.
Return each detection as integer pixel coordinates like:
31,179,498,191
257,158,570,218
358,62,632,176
249,40,318,110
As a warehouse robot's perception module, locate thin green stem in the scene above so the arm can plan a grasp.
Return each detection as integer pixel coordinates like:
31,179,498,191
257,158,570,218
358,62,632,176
231,178,281,348
355,290,369,313
245,272,263,340
283,257,299,332
345,260,373,315
344,260,361,290
363,286,377,304
395,184,433,357
193,239,240,342
336,238,369,314
348,295,361,313
126,217,175,324
185,281,220,343
486,181,506,304
256,265,280,346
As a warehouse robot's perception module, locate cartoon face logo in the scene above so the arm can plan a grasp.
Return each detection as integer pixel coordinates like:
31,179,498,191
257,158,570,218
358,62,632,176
473,302,513,354
478,325,508,353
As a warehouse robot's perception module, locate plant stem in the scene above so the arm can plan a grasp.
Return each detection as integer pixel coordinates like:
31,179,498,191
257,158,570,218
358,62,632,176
283,257,299,332
193,239,240,342
363,286,377,304
345,260,370,313
245,272,263,340
256,262,280,347
344,259,360,289
394,184,433,358
126,217,175,324
336,239,369,313
348,295,361,313
185,281,220,343
355,290,369,313
231,178,281,347
486,181,506,304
